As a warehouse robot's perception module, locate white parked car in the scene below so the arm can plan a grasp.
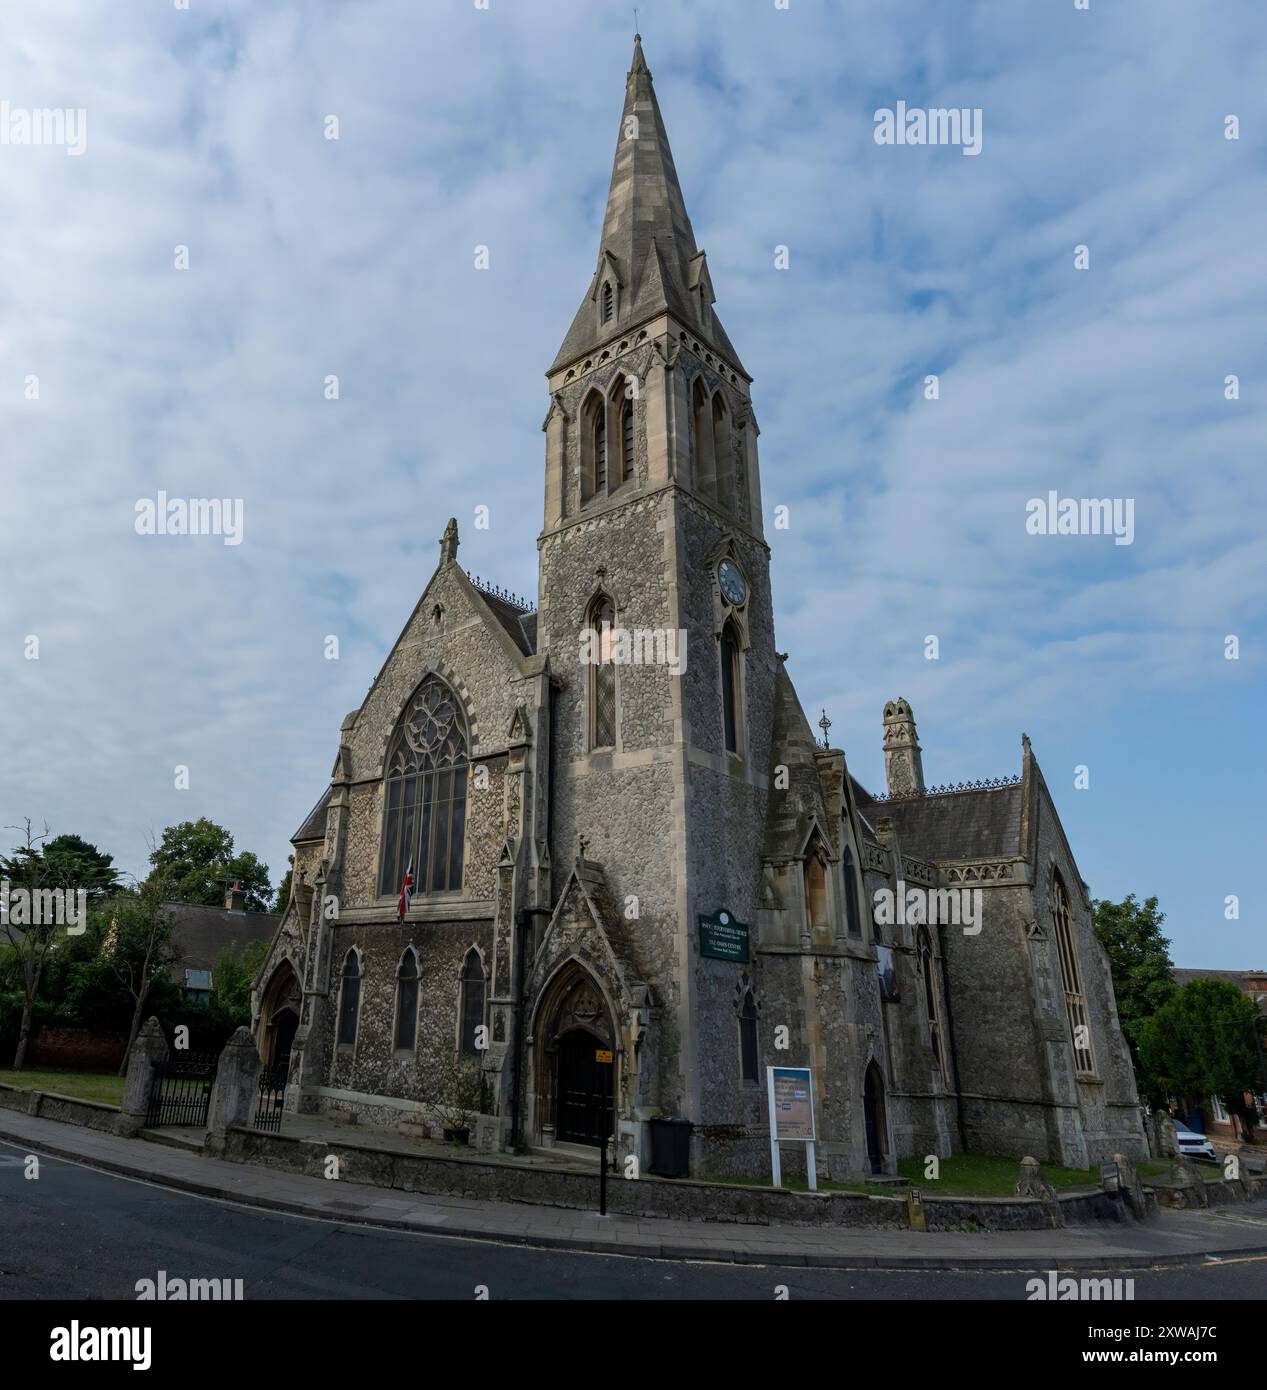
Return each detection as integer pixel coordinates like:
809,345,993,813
1174,1125,1217,1163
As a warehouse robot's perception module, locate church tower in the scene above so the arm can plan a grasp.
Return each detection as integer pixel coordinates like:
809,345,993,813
535,35,777,1138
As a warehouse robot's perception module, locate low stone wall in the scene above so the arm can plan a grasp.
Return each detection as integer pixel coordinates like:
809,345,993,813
0,1082,119,1132
1145,1173,1266,1210
219,1126,1141,1230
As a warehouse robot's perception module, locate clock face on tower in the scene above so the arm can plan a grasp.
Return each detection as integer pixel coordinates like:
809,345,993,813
718,558,748,607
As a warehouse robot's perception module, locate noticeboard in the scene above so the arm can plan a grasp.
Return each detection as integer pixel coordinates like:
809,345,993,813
698,908,750,963
767,1066,816,1142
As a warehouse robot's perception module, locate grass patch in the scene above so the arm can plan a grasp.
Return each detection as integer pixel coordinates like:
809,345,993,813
895,1153,1104,1196
0,1067,124,1106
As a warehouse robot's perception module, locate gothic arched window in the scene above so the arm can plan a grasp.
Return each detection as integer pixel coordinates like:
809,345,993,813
619,391,634,485
395,949,419,1052
918,928,942,1070
711,391,730,510
843,845,862,937
337,950,361,1047
460,949,487,1057
691,377,713,497
379,676,469,899
589,595,617,750
738,988,759,1083
804,832,830,934
720,619,742,754
580,390,606,502
1052,872,1096,1076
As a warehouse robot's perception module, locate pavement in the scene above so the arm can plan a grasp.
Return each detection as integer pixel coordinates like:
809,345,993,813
2,1107,1266,1271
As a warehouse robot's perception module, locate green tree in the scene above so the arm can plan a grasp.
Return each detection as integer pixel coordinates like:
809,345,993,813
1,819,62,1068
273,856,294,914
148,818,271,912
40,834,120,901
210,937,270,1027
107,876,181,1075
1092,894,1176,1106
1138,978,1263,1140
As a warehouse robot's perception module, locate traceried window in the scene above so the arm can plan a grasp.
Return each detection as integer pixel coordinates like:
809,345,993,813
1051,872,1096,1077
843,845,862,937
589,596,617,750
394,949,419,1052
720,620,741,753
460,949,486,1057
918,928,942,1070
337,950,361,1047
379,677,469,899
739,988,759,1083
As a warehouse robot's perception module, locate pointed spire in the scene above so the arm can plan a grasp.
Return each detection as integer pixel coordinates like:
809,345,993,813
549,36,746,378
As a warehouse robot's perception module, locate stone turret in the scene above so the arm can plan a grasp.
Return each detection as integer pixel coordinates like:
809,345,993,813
883,698,924,797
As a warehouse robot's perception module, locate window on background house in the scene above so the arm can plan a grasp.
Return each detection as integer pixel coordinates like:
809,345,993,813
1051,872,1096,1076
739,988,759,1083
395,950,419,1051
379,676,469,899
460,949,486,1057
337,951,361,1046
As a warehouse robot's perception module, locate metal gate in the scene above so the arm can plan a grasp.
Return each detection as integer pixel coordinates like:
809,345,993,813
253,1065,288,1132
145,1055,217,1128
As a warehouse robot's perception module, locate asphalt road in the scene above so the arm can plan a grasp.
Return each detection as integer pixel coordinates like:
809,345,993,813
2,1143,1265,1301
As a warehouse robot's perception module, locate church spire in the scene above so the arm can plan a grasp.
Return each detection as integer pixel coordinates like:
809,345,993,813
549,36,745,378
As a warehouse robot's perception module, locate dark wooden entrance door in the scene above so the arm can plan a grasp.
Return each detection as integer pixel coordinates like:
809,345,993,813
272,1010,298,1079
557,1029,613,1147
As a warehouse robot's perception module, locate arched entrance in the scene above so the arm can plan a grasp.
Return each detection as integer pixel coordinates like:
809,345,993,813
258,960,302,1080
533,963,616,1149
863,1061,888,1175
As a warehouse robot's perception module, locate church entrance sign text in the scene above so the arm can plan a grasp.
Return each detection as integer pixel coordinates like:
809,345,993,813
698,909,749,963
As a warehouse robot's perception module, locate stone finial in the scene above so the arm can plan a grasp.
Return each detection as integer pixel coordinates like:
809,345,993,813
882,698,924,798
439,517,459,564
1016,1156,1057,1200
1022,731,1033,758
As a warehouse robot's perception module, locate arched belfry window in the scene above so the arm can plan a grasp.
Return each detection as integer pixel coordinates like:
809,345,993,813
395,950,419,1052
460,949,487,1057
1052,872,1095,1076
581,391,607,502
619,390,634,485
720,619,742,754
379,676,469,899
601,280,614,324
337,950,361,1047
589,596,618,750
711,391,730,510
843,845,862,937
691,377,714,497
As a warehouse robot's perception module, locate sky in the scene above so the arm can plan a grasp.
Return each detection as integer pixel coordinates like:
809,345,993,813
2,0,1264,969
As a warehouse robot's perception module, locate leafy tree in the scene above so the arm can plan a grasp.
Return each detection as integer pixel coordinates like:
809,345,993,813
1092,894,1176,1106
273,856,294,914
107,876,181,1075
211,937,270,1027
148,818,271,912
40,834,120,901
1138,978,1263,1140
1,819,64,1068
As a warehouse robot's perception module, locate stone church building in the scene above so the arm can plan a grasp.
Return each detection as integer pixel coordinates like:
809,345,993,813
253,37,1147,1178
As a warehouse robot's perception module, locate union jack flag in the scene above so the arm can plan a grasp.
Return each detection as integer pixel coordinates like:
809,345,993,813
397,860,414,923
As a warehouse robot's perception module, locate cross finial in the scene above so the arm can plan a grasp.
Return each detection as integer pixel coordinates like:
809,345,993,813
634,8,640,35
818,709,832,750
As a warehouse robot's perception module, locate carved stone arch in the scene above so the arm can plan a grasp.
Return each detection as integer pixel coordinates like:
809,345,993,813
579,385,609,502
528,955,620,1145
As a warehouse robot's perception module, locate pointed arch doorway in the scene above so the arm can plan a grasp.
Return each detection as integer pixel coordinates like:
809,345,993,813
534,964,616,1148
864,1060,889,1175
259,960,302,1080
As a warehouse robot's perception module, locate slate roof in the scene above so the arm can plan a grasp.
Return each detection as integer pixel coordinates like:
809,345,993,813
162,902,279,974
1172,968,1267,1009
548,36,746,378
479,590,538,656
293,788,331,843
854,782,1025,863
